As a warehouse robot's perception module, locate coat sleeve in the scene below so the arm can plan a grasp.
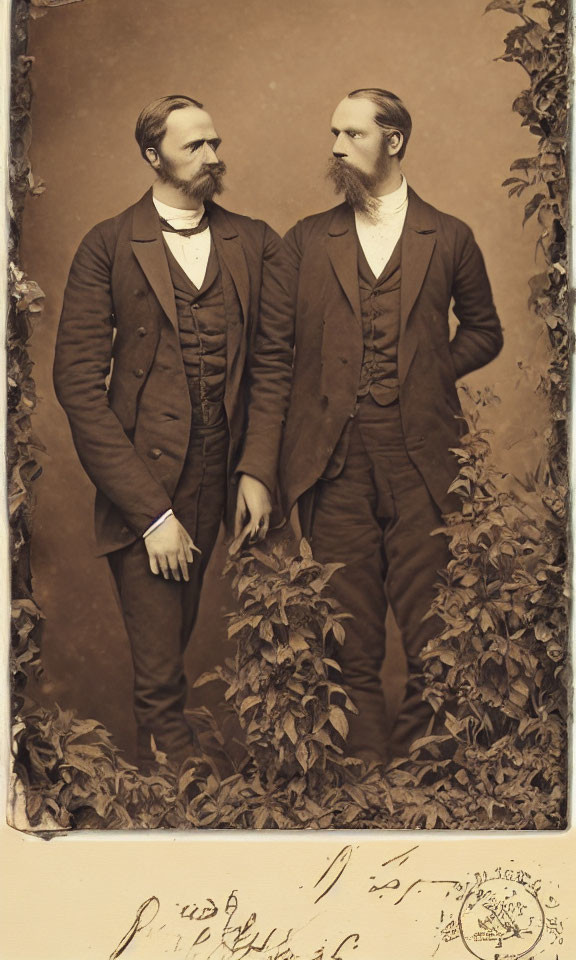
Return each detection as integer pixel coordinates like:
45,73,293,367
53,225,172,536
449,223,504,379
234,223,297,494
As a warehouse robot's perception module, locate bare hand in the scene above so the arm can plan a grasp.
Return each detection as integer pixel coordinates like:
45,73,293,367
231,474,272,554
144,514,200,581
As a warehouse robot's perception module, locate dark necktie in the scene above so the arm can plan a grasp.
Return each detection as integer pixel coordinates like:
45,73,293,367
159,212,209,237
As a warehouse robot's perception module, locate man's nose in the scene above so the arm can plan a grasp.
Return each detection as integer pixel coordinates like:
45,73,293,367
202,143,219,164
332,137,348,158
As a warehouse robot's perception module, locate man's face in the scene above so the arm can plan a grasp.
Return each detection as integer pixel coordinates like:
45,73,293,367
326,97,394,212
152,106,226,201
330,97,387,178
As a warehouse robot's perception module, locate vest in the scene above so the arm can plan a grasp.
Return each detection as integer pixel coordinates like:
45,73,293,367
319,237,403,482
165,237,228,427
356,237,402,406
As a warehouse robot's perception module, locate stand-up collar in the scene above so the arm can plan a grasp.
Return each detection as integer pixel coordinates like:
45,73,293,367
130,189,240,241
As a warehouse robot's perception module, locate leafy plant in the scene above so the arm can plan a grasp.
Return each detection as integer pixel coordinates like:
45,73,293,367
413,389,567,827
196,541,355,785
9,4,47,721
492,0,568,480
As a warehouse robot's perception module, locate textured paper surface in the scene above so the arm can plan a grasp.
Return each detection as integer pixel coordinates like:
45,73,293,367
1,1,574,957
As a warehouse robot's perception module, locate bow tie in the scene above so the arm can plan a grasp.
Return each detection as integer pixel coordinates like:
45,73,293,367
159,212,209,237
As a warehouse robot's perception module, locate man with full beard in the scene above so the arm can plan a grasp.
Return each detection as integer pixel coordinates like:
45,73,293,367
278,89,503,763
54,95,291,769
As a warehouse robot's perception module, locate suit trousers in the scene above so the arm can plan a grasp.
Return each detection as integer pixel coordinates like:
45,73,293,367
309,396,450,762
108,420,228,763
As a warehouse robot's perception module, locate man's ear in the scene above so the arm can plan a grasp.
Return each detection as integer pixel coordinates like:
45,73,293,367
387,131,403,158
145,147,160,169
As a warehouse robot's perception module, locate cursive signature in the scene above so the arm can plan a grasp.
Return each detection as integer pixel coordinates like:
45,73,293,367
108,849,562,960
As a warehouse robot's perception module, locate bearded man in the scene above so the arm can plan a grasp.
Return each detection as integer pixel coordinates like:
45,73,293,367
54,95,291,769
278,88,503,763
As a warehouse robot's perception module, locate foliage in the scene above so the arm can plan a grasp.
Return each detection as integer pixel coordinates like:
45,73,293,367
10,515,566,831
413,392,567,828
493,0,569,481
197,542,355,786
8,2,47,720
12,706,168,830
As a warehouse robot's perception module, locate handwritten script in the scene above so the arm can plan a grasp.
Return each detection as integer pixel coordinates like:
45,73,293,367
108,846,563,960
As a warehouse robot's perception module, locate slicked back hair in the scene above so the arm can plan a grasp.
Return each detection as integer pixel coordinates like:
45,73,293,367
135,95,204,161
347,88,412,159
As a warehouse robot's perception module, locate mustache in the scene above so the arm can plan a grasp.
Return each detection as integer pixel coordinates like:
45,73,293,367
197,161,227,180
156,155,227,200
326,157,374,189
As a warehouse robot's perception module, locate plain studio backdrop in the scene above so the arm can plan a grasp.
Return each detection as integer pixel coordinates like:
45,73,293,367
21,0,548,763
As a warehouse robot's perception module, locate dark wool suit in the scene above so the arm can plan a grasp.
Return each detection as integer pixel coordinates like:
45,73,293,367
54,189,291,761
278,187,503,760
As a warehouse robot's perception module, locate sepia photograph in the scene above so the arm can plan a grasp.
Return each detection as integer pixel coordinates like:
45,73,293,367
6,0,569,835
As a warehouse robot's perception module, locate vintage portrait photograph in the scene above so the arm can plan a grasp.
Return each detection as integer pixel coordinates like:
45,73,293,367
6,0,569,833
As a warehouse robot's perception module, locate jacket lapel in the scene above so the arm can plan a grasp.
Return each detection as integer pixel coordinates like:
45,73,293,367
207,202,250,324
398,187,437,381
130,188,178,329
326,205,361,324
130,193,251,333
206,204,251,424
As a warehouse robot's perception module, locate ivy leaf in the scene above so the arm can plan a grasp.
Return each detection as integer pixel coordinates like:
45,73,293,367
322,659,342,676
296,742,309,771
193,670,222,688
299,538,313,560
331,622,346,645
289,633,310,653
510,156,537,170
239,696,261,716
283,714,298,744
485,0,526,13
228,615,262,638
329,707,349,739
523,192,546,225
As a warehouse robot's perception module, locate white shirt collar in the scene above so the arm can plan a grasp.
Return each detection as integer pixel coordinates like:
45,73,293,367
354,175,408,229
373,174,408,216
152,195,205,226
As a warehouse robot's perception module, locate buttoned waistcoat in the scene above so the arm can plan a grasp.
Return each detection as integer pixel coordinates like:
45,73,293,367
277,187,504,517
54,190,292,555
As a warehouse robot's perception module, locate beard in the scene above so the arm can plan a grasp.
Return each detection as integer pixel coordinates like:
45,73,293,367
326,151,391,219
156,155,227,202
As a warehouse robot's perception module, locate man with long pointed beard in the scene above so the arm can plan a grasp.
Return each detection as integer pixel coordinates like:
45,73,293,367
54,95,291,769
278,89,503,763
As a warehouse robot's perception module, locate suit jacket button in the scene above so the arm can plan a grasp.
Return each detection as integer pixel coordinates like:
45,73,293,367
148,448,163,460
136,327,147,337
134,368,144,378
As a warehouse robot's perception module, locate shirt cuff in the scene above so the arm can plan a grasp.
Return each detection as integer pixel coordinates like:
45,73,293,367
142,508,174,539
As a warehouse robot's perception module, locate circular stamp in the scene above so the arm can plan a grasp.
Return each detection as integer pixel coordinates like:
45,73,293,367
458,878,545,960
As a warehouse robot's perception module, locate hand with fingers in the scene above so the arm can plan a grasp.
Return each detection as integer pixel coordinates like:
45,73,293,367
144,514,201,581
230,474,272,555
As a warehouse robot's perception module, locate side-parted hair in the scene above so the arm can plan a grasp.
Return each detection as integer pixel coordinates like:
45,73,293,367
135,94,204,161
347,88,412,159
